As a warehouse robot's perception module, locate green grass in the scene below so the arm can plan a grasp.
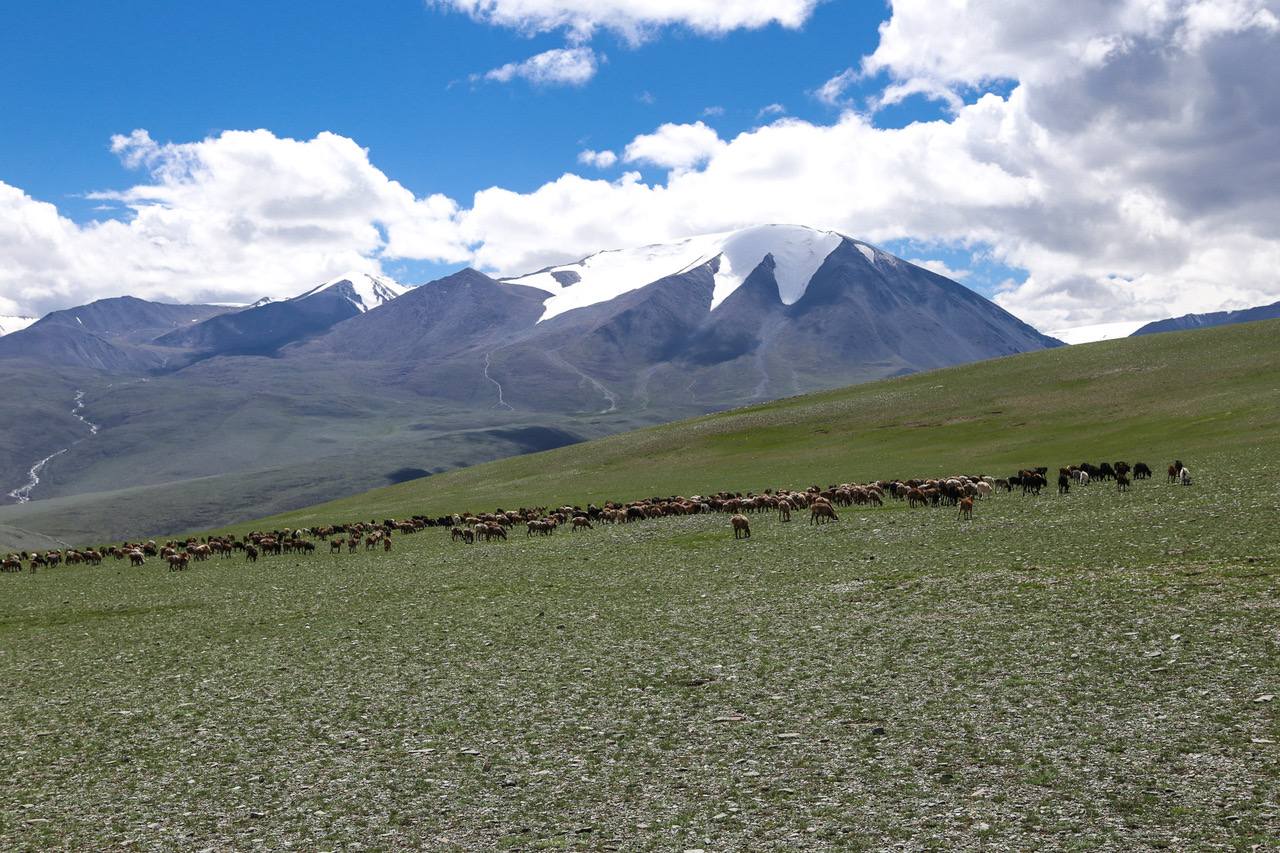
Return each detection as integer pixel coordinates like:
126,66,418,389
2,321,1279,851
247,319,1280,533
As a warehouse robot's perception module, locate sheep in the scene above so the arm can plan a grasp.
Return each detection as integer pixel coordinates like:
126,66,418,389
1179,466,1192,486
731,514,751,539
571,517,593,533
957,497,974,520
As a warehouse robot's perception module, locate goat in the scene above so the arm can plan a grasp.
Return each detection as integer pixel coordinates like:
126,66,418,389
810,503,839,524
731,514,751,539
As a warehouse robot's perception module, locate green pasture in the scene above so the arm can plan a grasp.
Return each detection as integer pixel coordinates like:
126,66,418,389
251,320,1280,533
2,321,1278,851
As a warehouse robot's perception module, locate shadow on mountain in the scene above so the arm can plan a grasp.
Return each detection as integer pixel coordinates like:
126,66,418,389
385,467,433,485
482,426,583,454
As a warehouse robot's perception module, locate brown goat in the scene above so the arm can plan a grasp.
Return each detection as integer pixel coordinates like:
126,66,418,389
810,503,839,524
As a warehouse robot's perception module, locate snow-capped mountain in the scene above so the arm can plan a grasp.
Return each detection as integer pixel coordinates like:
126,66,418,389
0,315,38,337
0,273,410,369
302,225,1061,413
295,272,408,312
151,272,408,359
505,225,848,322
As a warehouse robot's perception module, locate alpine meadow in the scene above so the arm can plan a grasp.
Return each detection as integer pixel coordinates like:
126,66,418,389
2,320,1278,852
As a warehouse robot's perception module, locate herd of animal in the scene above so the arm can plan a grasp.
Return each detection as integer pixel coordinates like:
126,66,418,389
2,459,1192,573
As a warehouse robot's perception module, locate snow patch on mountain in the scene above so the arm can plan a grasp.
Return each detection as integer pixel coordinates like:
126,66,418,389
505,225,848,323
0,315,37,337
296,272,407,312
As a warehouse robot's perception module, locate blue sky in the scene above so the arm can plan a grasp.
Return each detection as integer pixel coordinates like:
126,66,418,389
4,1,897,213
2,0,1278,335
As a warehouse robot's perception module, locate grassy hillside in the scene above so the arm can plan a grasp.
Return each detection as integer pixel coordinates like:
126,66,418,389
8,319,1273,546
2,321,1278,851
251,319,1280,533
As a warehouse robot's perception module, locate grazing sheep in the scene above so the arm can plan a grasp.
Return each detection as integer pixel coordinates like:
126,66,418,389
1117,473,1131,492
957,497,974,520
731,514,751,539
810,503,839,524
571,517,593,533
1179,466,1192,486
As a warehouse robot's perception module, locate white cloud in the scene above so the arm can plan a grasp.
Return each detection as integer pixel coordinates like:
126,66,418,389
909,258,969,281
813,69,858,108
0,130,468,318
431,0,826,44
622,121,726,170
578,149,619,168
482,47,601,86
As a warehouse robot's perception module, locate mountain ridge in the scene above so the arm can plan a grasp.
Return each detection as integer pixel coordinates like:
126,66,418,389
0,225,1065,531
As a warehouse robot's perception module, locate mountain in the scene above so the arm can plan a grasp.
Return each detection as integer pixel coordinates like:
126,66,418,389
0,226,1063,536
0,296,241,371
154,272,407,359
297,225,1062,414
1130,299,1280,336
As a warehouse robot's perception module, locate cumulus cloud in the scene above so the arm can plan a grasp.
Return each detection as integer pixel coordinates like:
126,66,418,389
0,130,468,318
622,121,726,171
431,0,826,44
481,47,601,86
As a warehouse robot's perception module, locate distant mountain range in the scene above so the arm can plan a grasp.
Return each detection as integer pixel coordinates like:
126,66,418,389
0,226,1064,538
1130,299,1280,336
